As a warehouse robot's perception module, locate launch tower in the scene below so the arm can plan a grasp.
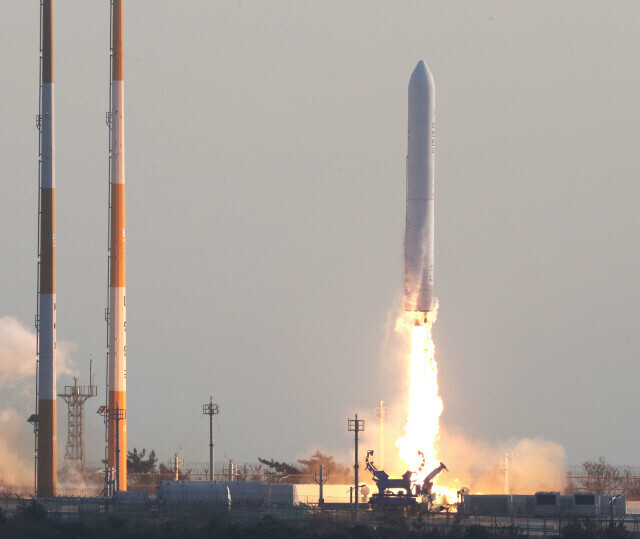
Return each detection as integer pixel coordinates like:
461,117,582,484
34,0,57,498
103,0,128,492
59,375,97,472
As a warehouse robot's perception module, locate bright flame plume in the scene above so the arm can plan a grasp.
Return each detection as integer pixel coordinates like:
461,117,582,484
396,315,442,484
394,306,458,502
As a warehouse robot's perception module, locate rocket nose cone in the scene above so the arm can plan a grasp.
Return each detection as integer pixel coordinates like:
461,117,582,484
409,60,433,88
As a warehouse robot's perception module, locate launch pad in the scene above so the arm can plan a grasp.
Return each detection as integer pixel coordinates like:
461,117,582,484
365,450,447,509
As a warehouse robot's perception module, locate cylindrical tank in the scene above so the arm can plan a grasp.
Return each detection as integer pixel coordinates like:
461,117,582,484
223,481,264,504
114,490,150,504
157,481,231,505
261,483,298,505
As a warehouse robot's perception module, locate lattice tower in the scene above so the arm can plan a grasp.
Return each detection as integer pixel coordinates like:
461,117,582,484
58,377,97,471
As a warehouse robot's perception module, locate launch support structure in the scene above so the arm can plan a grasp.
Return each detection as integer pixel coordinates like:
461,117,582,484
35,0,57,498
105,0,127,492
59,375,97,472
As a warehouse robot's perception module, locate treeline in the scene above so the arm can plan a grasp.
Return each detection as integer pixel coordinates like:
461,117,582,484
125,448,353,484
568,457,640,499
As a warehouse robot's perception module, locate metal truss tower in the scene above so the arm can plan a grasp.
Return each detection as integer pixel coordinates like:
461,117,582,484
58,376,97,471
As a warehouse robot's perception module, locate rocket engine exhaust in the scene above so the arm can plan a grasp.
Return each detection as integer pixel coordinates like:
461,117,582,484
404,60,435,325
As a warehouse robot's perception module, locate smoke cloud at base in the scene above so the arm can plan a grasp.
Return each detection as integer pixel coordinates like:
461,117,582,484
0,408,33,485
435,427,566,495
363,301,566,497
363,407,566,496
0,315,78,488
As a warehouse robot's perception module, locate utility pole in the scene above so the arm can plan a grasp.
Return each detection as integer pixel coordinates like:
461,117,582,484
98,401,126,495
114,402,125,492
373,401,388,469
173,453,183,481
265,471,288,504
348,414,365,522
202,396,219,481
501,450,513,495
314,464,329,508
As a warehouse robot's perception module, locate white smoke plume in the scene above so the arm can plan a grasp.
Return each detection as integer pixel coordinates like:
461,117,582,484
435,428,566,494
364,405,566,495
0,315,77,386
0,315,78,487
0,316,38,384
0,408,33,485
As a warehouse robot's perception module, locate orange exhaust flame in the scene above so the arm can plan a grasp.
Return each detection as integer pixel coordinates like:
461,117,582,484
396,316,442,483
395,306,458,502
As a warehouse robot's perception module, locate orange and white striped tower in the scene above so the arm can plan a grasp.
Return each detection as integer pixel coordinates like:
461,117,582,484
36,0,57,497
107,0,127,492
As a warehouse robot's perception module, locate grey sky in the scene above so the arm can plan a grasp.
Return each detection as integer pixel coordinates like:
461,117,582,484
1,1,639,473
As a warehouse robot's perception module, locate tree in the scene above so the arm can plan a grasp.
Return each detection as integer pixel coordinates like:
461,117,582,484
127,448,158,473
258,458,301,476
578,457,627,495
258,451,352,484
297,450,351,483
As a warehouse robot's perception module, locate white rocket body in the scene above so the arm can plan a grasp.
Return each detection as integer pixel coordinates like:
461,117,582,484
404,60,435,315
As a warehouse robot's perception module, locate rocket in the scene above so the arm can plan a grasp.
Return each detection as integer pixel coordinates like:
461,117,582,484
107,0,127,492
404,60,435,320
36,0,57,497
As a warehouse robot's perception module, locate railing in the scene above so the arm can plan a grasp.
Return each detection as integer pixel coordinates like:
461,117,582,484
3,493,640,537
2,495,640,537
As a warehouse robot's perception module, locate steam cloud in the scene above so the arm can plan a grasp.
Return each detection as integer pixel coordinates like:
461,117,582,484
365,407,566,495
363,299,566,496
0,315,78,487
435,428,566,494
0,315,77,386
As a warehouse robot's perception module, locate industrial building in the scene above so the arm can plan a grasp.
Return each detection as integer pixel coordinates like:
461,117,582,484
460,492,626,517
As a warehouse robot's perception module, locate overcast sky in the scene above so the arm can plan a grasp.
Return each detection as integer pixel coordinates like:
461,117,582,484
1,1,640,476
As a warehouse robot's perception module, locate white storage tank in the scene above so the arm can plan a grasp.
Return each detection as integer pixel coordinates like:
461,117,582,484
113,490,150,504
260,483,299,505
220,481,264,505
157,481,231,505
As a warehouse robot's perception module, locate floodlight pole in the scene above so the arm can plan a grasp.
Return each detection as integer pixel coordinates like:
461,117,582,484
114,402,126,492
202,396,219,481
348,414,365,522
314,464,329,508
610,495,621,527
97,402,125,495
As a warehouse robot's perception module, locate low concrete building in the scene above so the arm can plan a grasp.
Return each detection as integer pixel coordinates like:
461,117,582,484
460,492,626,517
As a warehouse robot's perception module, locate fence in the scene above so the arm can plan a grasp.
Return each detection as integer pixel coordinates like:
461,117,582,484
5,494,640,537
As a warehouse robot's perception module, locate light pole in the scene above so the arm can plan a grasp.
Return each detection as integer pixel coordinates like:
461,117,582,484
348,414,365,522
202,397,219,481
610,494,621,527
314,464,329,508
265,472,288,504
97,402,126,494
